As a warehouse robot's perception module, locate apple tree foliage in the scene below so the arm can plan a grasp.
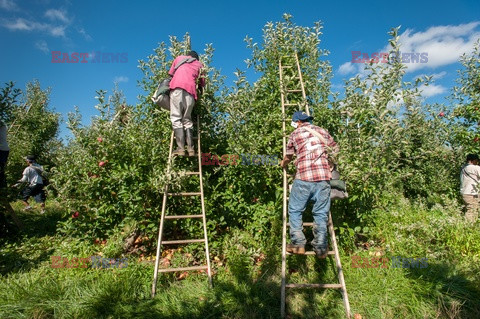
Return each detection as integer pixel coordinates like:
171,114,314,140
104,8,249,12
44,15,470,246
452,40,480,155
0,80,60,201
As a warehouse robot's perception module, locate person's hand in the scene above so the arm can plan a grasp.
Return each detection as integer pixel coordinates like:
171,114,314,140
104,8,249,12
280,160,287,169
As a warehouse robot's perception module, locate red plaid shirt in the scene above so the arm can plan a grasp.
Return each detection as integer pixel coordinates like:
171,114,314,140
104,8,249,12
286,124,338,182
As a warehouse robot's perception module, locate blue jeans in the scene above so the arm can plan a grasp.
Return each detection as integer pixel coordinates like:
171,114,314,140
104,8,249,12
288,179,331,252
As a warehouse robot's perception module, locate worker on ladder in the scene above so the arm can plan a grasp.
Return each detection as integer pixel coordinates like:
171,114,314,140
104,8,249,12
280,111,338,259
168,51,205,157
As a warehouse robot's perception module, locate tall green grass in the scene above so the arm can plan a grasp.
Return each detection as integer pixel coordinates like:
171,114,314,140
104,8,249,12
1,198,479,318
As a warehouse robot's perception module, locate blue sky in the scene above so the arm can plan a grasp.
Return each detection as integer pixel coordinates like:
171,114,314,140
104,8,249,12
1,0,479,139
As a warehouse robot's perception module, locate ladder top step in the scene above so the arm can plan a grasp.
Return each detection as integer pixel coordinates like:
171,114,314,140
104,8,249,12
286,250,335,256
286,283,343,289
157,265,208,273
183,171,201,175
167,192,202,196
162,239,205,245
287,222,313,226
164,214,203,219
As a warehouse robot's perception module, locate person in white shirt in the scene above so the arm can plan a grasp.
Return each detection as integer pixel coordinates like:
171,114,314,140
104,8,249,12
460,154,480,223
0,120,9,190
13,155,46,213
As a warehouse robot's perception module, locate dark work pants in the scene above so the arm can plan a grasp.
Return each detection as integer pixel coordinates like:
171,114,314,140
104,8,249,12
0,150,8,189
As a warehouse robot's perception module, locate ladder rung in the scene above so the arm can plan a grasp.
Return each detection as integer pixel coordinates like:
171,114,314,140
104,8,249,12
287,222,313,226
286,251,335,256
184,172,200,175
157,265,208,273
286,89,302,93
162,239,205,244
286,283,343,289
284,103,299,106
164,214,203,219
281,65,294,69
167,192,202,196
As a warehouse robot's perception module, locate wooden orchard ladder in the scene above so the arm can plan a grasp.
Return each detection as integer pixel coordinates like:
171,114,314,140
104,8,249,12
151,115,212,297
279,52,351,318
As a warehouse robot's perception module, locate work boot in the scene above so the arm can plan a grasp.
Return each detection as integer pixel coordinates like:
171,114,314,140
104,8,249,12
313,247,328,259
172,128,186,156
185,127,195,157
286,244,305,254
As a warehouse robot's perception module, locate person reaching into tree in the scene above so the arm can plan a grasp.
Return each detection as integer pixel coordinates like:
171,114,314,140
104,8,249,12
12,155,47,214
280,111,339,259
168,50,205,157
460,153,480,223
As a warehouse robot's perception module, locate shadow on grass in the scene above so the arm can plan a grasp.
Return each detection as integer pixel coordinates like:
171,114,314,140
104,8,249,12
0,203,63,276
15,204,63,238
407,261,480,318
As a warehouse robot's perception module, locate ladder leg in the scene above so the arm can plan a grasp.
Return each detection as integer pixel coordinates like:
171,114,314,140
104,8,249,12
281,169,288,318
294,52,309,116
328,212,351,318
279,54,350,318
152,131,175,297
280,58,288,318
197,115,213,287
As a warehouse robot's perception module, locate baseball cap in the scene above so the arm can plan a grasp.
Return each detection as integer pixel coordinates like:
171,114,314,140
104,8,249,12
292,111,313,122
466,154,479,162
187,50,199,60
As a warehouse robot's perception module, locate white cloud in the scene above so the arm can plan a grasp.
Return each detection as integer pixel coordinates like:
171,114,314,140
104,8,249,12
3,18,31,31
35,40,49,54
78,27,92,41
338,62,356,75
419,83,447,98
341,23,480,79
114,76,129,83
415,71,447,81
49,25,66,37
44,9,69,23
389,22,480,72
0,0,18,11
3,18,66,37
431,71,447,80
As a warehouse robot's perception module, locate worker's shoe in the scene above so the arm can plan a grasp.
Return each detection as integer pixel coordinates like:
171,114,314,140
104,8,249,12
185,127,195,157
286,244,305,254
313,247,328,259
172,128,186,156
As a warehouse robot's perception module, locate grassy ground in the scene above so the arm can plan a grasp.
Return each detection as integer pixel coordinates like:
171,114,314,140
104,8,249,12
1,198,479,318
